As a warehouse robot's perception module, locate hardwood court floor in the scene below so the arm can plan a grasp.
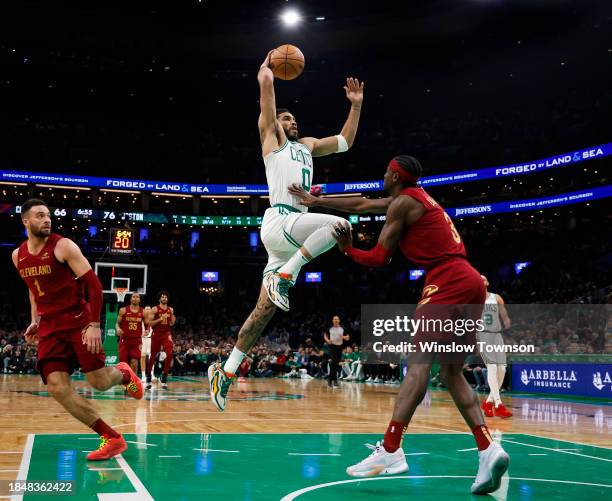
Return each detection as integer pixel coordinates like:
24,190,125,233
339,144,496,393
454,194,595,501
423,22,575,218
0,375,610,499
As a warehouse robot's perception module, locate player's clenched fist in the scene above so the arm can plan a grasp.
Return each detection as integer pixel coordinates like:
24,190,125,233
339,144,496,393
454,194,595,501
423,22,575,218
24,321,39,345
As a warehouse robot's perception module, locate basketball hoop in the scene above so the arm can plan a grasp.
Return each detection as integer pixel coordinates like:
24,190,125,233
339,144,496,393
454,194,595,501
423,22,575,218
115,287,129,303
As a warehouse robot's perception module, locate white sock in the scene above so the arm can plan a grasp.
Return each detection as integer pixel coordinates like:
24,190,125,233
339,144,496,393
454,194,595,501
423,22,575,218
486,364,502,406
497,365,506,391
223,347,246,375
278,249,310,278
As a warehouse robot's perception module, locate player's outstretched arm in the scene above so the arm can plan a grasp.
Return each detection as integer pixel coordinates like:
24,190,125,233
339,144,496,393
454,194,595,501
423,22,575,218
332,196,421,267
288,184,390,214
299,77,364,157
258,50,284,156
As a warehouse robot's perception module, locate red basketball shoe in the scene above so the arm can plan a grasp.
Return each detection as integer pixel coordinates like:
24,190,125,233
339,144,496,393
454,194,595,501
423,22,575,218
481,400,494,418
117,362,144,400
87,434,127,461
494,403,513,419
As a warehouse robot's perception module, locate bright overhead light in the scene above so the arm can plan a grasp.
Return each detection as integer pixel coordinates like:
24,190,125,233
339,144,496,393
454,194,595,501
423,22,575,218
281,9,301,27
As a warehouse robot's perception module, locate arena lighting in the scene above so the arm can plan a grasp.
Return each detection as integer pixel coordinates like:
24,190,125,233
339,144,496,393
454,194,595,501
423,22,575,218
151,192,192,198
102,188,140,194
200,195,244,199
37,184,91,191
280,9,301,27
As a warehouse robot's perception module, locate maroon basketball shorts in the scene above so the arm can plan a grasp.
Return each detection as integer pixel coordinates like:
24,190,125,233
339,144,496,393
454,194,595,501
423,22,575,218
119,336,142,363
411,258,486,363
37,310,106,384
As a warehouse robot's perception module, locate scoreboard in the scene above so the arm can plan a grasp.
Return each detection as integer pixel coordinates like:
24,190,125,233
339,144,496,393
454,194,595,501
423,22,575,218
109,228,135,255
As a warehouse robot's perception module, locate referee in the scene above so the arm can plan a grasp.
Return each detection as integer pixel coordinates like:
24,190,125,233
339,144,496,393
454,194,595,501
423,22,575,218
324,315,349,388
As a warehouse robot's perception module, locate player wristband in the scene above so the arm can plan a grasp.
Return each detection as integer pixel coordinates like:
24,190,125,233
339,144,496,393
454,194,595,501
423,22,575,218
344,243,392,267
80,269,103,323
336,134,349,153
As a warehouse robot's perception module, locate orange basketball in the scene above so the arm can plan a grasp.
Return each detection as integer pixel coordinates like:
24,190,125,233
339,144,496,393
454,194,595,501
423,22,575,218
270,44,305,81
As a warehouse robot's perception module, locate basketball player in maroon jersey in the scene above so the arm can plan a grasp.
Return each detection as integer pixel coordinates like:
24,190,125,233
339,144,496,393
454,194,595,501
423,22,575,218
289,156,509,494
116,293,145,373
145,291,175,390
12,199,143,461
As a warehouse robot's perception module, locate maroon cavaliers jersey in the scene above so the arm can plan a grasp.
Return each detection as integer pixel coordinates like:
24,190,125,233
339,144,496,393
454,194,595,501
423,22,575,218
152,305,172,337
120,306,145,341
17,234,86,319
398,187,467,269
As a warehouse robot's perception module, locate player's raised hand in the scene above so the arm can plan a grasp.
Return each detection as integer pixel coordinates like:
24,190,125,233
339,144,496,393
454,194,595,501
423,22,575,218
288,183,319,207
344,78,364,106
260,50,274,70
24,321,39,345
82,323,102,354
332,221,353,251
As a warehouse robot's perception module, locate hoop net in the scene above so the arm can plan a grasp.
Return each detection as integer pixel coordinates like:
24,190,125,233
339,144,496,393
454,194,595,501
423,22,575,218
115,287,129,303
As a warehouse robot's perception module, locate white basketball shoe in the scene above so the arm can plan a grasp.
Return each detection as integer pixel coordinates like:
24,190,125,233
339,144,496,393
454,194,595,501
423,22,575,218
471,441,510,494
346,441,408,477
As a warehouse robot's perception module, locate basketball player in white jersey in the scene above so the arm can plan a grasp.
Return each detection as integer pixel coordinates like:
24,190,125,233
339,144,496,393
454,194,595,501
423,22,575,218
208,50,364,411
141,306,153,381
477,276,512,419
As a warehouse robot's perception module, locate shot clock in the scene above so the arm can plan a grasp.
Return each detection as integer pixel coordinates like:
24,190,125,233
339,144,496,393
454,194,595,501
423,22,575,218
109,228,135,255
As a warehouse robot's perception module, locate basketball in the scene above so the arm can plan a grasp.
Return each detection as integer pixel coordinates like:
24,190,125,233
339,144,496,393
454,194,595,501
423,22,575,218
270,44,305,80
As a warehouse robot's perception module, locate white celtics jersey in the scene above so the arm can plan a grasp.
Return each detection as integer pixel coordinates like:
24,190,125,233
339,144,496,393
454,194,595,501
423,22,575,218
481,292,502,333
264,139,313,213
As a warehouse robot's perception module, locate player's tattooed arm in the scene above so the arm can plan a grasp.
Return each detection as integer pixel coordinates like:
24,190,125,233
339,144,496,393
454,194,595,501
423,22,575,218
299,78,364,157
288,184,390,214
236,286,276,353
169,307,176,327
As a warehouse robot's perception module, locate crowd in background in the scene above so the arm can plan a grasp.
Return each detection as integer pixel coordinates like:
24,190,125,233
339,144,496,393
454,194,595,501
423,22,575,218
1,273,609,380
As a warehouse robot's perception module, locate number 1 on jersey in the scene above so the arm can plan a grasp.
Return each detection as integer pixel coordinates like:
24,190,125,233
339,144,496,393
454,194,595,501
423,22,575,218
33,279,45,297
